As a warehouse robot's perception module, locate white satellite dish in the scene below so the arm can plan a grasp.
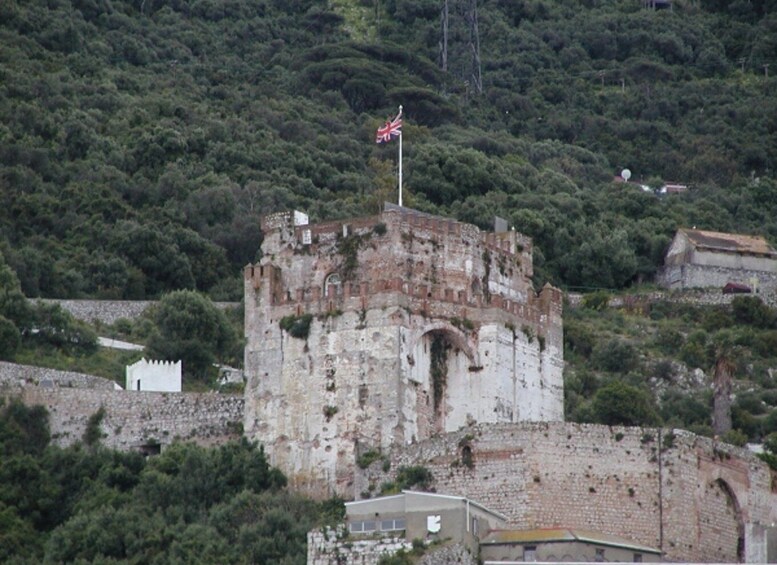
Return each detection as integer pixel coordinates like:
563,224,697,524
621,169,632,182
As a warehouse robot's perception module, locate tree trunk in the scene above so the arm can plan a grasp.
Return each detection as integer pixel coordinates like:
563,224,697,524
711,356,733,436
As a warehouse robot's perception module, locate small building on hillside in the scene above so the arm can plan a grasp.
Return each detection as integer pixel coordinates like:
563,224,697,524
308,491,507,564
345,491,507,553
480,528,662,563
657,228,777,292
125,358,181,392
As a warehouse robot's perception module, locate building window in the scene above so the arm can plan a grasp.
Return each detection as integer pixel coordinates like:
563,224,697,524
595,548,605,562
325,273,342,297
524,546,537,562
380,518,406,531
349,520,381,534
633,553,643,562
471,516,479,536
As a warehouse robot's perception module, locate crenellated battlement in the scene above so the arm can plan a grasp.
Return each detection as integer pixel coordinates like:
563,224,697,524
244,206,563,496
244,269,555,330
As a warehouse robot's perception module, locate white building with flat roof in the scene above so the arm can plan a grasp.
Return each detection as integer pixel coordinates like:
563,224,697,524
126,358,181,392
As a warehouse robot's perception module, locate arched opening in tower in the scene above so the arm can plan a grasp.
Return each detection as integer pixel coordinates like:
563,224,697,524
429,332,451,428
408,326,475,441
411,329,459,438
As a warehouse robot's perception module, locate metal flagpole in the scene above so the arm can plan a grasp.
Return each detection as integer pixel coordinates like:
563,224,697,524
398,105,403,207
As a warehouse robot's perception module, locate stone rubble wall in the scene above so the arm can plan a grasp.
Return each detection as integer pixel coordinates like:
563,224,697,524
354,422,777,563
567,288,777,309
307,527,476,565
0,361,120,390
37,299,240,325
307,527,411,565
1,376,243,451
419,543,477,565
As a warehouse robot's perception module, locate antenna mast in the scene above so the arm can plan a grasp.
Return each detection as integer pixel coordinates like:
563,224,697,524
468,0,482,94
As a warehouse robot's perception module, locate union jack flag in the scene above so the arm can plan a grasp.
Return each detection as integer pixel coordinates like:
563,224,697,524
375,109,402,143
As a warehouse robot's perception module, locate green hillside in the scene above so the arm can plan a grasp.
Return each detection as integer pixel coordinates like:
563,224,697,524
1,0,776,299
2,4,777,559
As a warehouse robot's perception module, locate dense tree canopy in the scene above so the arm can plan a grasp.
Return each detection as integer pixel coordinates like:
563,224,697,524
145,290,241,380
0,399,338,564
0,0,776,297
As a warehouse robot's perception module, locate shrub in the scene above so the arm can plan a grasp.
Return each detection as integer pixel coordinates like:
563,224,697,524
372,222,387,235
653,327,684,354
734,393,766,416
753,330,777,358
679,341,708,369
394,465,433,491
582,291,609,311
591,339,639,374
764,432,777,454
702,307,734,332
0,315,20,360
731,296,776,329
721,429,748,447
83,406,106,447
356,449,382,469
591,381,659,426
564,320,594,359
732,406,761,440
762,409,777,435
279,313,313,339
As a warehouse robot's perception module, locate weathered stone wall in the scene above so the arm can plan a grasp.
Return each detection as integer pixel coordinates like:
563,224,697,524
307,527,411,565
0,361,120,390
38,299,240,325
355,422,777,563
658,263,777,295
307,527,477,565
419,543,477,565
1,381,243,451
244,208,563,496
568,288,777,309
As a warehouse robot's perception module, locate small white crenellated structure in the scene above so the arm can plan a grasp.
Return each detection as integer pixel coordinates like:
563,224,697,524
126,358,182,392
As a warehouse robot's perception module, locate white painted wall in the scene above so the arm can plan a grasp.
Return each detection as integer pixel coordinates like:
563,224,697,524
126,358,181,392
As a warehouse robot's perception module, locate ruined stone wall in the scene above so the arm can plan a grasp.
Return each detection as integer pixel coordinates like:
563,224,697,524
567,288,777,310
244,209,563,496
355,422,777,563
307,527,476,565
0,361,119,390
307,527,411,565
38,299,239,325
1,383,243,451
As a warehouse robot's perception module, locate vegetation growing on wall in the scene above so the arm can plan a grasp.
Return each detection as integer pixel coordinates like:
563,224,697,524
381,465,434,494
280,313,314,340
336,232,371,280
429,333,450,416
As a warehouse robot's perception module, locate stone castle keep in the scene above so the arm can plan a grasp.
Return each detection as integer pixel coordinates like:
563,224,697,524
3,207,776,562
243,206,564,494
